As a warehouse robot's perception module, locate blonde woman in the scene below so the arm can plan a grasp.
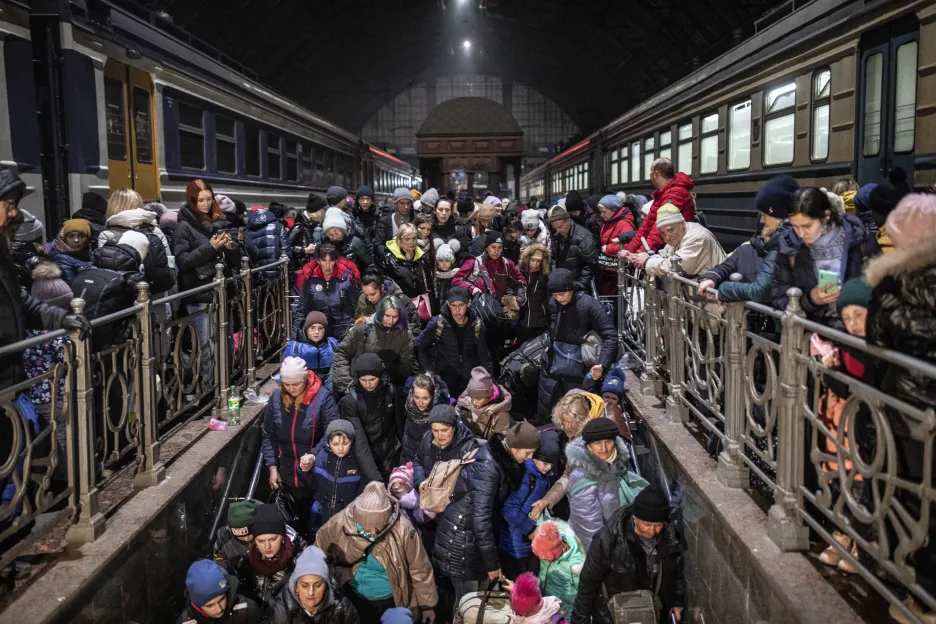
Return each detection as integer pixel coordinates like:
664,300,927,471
384,223,431,321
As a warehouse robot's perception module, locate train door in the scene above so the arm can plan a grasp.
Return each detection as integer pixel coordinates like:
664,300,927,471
856,15,919,184
103,60,159,200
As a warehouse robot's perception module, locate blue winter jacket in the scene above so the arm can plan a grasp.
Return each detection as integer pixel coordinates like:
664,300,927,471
307,440,364,533
245,209,288,280
49,248,91,285
283,337,338,379
498,459,557,559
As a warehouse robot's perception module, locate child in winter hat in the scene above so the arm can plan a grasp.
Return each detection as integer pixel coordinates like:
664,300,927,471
306,419,364,532
185,559,230,612
509,572,567,623
532,520,585,617
389,461,435,523
599,367,627,409
30,262,73,310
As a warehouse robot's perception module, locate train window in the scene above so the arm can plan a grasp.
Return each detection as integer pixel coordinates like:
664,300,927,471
104,78,127,161
894,41,917,153
216,115,237,174
811,69,831,162
286,140,299,181
268,133,281,180
643,137,655,181
609,149,619,185
178,101,205,170
315,150,327,185
631,141,640,183
301,147,313,184
620,145,629,183
245,124,261,177
677,123,692,175
132,88,153,164
700,112,719,174
728,100,752,171
660,131,672,161
862,53,883,156
764,81,796,166
583,162,589,189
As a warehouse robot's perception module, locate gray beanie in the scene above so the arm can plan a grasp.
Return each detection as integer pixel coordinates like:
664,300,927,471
428,404,459,427
421,188,440,209
14,209,45,242
393,188,412,205
326,419,355,441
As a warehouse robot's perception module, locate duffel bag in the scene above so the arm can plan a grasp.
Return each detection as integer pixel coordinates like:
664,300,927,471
454,580,512,624
499,333,548,402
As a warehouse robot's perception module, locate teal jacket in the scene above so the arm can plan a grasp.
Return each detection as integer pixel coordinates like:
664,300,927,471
537,518,586,617
716,228,784,304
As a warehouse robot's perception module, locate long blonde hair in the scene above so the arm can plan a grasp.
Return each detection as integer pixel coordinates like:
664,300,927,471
106,188,144,219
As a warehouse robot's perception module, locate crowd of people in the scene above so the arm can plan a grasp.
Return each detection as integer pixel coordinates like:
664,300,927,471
1,156,935,624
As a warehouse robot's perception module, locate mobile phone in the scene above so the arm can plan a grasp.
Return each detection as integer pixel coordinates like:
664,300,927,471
817,270,839,291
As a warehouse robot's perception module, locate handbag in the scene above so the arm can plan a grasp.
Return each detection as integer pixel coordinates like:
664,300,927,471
414,293,433,321
454,579,512,624
501,294,520,322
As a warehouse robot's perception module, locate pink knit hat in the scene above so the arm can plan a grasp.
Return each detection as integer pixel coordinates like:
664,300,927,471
531,522,566,562
389,462,414,492
886,193,936,249
510,572,543,617
279,356,308,383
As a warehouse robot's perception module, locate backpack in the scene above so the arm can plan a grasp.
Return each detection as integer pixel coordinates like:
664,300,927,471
418,447,480,513
139,229,176,293
499,333,548,403
72,267,136,348
434,316,482,340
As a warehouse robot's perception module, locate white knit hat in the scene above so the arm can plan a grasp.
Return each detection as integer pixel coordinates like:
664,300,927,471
322,207,347,234
279,356,308,383
436,243,455,263
118,230,149,262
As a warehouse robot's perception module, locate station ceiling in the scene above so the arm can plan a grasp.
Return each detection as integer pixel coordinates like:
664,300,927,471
136,0,787,134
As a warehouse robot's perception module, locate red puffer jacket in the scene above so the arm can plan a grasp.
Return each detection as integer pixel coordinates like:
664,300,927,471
599,206,637,271
622,172,696,253
295,257,360,292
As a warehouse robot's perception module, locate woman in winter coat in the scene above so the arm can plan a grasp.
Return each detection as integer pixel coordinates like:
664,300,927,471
374,188,415,259
466,202,500,256
271,546,359,624
47,218,92,284
411,405,478,487
261,357,340,534
431,196,468,265
332,296,416,395
241,504,306,613
383,223,431,320
322,207,373,276
518,243,551,344
292,243,361,342
178,559,261,624
596,195,637,296
457,366,513,439
400,372,451,465
337,353,403,480
315,483,438,622
532,520,586,617
564,419,648,552
773,187,879,323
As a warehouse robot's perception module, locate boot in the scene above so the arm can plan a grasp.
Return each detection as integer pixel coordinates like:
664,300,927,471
818,531,850,567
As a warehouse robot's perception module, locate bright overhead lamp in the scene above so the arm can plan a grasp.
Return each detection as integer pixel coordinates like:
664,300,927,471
463,39,471,49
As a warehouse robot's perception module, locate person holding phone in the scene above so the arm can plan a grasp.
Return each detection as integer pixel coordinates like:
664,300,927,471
771,187,880,323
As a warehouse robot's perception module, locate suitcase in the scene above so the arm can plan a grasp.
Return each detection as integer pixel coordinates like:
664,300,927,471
609,589,659,624
454,581,512,624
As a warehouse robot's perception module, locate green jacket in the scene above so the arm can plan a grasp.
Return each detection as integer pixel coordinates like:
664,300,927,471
537,518,586,617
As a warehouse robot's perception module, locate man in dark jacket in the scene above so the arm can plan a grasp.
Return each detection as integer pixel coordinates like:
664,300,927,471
289,194,327,266
537,268,617,420
414,287,493,398
373,188,414,259
352,185,378,241
72,191,108,242
573,485,684,624
548,205,598,293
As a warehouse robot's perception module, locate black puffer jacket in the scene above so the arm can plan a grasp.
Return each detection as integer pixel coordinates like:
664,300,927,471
412,419,478,486
332,232,373,276
400,375,451,465
171,204,241,303
432,434,524,580
521,267,550,329
239,533,307,614
414,308,493,399
573,507,685,624
550,222,598,292
270,582,359,624
374,211,414,258
383,240,430,299
547,292,617,371
338,379,402,480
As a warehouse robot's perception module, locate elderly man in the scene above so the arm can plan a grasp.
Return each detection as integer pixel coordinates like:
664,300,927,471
631,204,726,278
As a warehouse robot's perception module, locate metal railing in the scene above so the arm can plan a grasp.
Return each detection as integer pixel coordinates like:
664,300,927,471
616,258,936,623
0,255,290,569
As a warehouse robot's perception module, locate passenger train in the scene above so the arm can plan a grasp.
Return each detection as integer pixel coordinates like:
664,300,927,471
520,0,936,249
0,0,419,234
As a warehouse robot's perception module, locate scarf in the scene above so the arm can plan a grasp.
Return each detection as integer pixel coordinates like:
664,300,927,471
248,537,294,577
509,596,565,624
405,394,431,427
53,235,90,260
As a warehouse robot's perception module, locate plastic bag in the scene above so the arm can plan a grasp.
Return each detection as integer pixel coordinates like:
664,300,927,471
243,388,269,406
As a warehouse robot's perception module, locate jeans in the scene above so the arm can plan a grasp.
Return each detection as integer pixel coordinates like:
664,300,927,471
185,303,214,385
452,578,480,615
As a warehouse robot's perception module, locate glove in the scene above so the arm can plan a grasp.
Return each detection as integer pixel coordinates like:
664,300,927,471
62,313,92,340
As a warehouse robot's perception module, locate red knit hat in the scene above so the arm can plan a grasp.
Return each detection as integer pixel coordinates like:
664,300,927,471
531,522,566,562
510,572,542,617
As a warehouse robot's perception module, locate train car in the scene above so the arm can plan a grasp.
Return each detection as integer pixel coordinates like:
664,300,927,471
363,144,422,205
0,0,418,235
522,0,936,250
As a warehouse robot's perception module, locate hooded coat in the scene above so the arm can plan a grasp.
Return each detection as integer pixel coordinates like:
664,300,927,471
332,321,415,394
537,519,586,617
772,213,877,320
414,307,493,399
400,375,452,465
99,207,176,294
270,547,359,624
293,260,361,341
499,459,558,559
176,572,261,624
412,419,478,486
550,223,598,293
564,437,648,552
306,437,365,533
383,239,430,299
246,209,289,280
172,204,242,303
261,371,340,489
433,434,524,580
622,172,696,254
598,205,637,262
314,497,438,611
452,254,527,300
520,244,551,330
354,279,422,340
572,508,685,624
456,383,513,439
338,376,403,480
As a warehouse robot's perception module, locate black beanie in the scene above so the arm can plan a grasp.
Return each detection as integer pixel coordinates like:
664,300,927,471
581,418,619,443
534,429,562,466
428,404,459,427
868,167,912,218
484,230,504,249
354,353,384,379
586,194,603,211
457,194,475,215
547,268,576,294
631,484,670,523
251,503,285,537
566,190,584,213
306,194,327,212
754,175,799,219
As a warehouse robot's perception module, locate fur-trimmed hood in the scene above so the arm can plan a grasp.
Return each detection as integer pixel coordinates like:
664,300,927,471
520,242,551,275
565,437,630,481
864,233,936,287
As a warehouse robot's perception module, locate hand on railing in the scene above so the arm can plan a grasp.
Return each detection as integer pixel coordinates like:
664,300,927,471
62,313,92,340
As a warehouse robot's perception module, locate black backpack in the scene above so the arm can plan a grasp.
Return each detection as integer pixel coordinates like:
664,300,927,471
139,229,176,294
72,267,136,348
499,333,548,404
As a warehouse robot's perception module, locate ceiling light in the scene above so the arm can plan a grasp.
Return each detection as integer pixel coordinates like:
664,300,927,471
463,40,471,49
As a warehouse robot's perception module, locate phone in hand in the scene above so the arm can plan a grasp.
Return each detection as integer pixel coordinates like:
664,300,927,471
817,269,840,292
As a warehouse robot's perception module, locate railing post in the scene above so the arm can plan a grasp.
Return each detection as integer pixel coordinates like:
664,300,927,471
242,257,256,389
640,270,662,397
65,297,105,545
664,268,688,423
280,253,292,345
133,282,165,488
717,274,750,487
214,263,230,420
768,287,809,551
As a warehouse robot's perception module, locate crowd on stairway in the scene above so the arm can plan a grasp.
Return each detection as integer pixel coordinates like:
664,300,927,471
1,156,935,623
